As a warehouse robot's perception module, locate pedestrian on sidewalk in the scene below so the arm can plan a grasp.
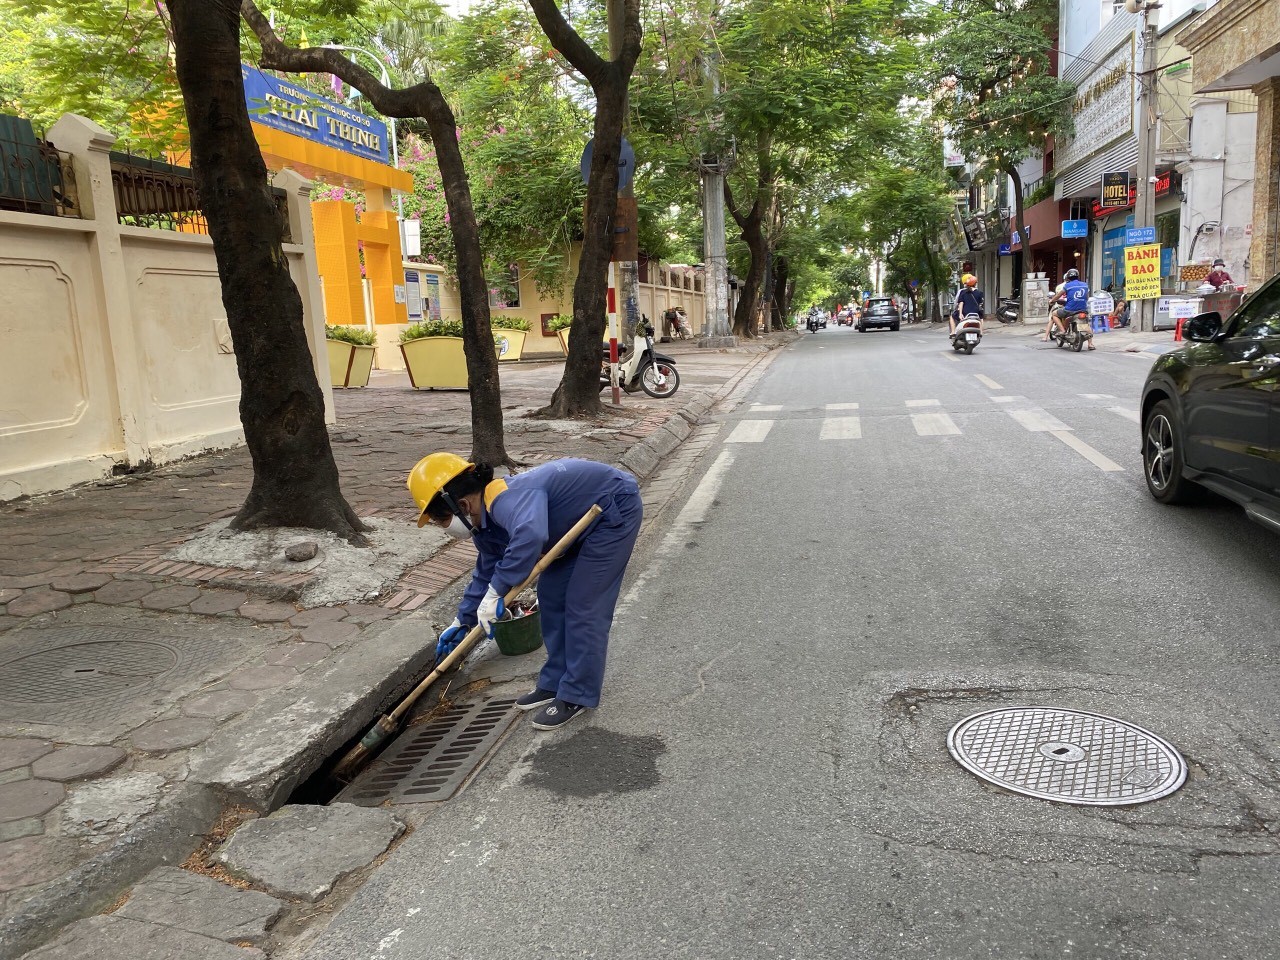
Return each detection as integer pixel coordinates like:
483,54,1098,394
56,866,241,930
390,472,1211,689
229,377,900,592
408,454,643,730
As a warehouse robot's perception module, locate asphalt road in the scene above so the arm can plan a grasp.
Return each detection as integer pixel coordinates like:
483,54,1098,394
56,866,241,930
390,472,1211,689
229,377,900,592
299,325,1280,960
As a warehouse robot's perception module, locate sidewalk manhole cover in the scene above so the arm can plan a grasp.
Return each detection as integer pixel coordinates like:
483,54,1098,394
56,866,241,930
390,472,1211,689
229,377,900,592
337,697,520,806
947,707,1187,806
0,640,179,703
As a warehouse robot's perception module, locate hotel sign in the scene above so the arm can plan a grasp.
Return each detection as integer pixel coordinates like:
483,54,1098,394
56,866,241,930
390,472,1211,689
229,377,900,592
242,65,390,164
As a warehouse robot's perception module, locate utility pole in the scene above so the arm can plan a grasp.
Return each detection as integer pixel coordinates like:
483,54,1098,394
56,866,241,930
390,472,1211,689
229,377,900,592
699,50,736,346
1131,2,1160,331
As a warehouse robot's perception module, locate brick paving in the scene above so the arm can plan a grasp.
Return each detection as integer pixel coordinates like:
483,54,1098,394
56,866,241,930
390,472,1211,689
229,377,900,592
0,335,790,931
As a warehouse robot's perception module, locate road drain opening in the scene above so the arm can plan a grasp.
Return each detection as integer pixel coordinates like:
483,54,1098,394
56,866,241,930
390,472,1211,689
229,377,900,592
948,707,1187,806
333,696,521,806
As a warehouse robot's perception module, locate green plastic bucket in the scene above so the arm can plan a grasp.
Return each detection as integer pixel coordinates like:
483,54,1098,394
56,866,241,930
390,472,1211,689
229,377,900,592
492,610,543,657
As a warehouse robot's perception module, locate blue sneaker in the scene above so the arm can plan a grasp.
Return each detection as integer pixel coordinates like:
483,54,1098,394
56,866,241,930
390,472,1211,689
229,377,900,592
514,688,556,712
531,699,587,730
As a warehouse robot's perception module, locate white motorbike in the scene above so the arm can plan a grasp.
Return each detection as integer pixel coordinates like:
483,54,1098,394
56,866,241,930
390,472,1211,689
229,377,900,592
600,318,681,398
950,314,983,354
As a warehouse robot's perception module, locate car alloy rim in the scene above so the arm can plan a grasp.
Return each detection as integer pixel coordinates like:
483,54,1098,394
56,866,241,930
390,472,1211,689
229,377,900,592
1145,414,1174,490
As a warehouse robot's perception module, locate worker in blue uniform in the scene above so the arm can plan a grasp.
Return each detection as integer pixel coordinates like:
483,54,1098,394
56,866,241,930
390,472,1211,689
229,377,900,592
407,454,643,730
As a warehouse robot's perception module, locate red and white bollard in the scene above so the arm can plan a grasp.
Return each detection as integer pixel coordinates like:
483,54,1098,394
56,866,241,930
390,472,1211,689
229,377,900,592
1174,317,1184,342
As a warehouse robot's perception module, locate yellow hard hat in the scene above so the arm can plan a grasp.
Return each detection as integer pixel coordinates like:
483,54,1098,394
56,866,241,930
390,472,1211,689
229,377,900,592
407,452,473,527
962,273,978,286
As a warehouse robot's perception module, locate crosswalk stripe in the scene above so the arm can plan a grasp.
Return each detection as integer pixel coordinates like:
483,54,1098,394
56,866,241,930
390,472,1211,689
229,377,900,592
1052,430,1124,472
725,420,773,443
905,399,941,408
1108,406,1140,424
989,395,1024,404
975,374,1003,390
1008,408,1070,432
912,413,961,436
750,403,783,411
825,402,860,410
944,354,961,362
1080,393,1116,400
819,417,862,440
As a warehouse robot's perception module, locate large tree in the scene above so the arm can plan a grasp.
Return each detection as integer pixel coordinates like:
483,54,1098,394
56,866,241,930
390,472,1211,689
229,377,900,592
168,0,366,541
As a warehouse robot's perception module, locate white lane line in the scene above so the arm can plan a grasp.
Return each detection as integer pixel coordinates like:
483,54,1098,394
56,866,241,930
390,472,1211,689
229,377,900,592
989,395,1025,404
1109,406,1140,424
975,374,1003,390
725,420,774,443
1081,393,1116,400
749,403,783,411
944,354,961,362
912,413,961,436
826,402,860,411
905,399,941,408
1008,408,1070,432
914,339,930,344
819,416,862,440
1051,430,1124,472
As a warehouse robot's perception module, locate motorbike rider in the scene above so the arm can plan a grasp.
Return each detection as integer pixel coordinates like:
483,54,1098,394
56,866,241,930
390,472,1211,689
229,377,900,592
950,274,985,336
1043,268,1095,350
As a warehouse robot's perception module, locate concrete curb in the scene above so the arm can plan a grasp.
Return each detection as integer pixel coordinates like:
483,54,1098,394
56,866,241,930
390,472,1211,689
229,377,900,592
0,782,221,960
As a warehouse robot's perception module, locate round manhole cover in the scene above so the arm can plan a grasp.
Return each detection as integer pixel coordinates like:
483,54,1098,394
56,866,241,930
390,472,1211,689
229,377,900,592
0,641,179,704
947,707,1187,806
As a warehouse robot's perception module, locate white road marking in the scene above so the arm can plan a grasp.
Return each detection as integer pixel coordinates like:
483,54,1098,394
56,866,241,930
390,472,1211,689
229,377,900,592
819,417,863,440
1108,406,1140,424
725,420,773,443
1008,408,1070,432
944,354,961,362
989,395,1024,404
826,402,860,410
912,413,961,436
749,403,783,411
914,339,930,344
905,399,941,408
974,374,1003,390
1080,393,1116,400
1051,430,1124,472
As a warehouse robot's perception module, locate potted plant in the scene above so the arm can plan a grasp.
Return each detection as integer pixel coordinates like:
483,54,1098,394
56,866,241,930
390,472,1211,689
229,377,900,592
325,325,377,388
546,313,573,356
399,318,468,389
491,315,531,362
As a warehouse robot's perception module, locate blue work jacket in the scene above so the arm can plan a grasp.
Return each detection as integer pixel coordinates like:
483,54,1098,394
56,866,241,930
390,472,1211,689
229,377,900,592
458,459,636,623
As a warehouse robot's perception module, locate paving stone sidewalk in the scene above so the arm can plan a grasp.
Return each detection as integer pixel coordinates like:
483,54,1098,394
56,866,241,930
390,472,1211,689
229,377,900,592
0,334,793,958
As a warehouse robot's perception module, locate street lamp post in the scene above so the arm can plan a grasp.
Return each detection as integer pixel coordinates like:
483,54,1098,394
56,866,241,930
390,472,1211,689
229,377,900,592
322,43,403,222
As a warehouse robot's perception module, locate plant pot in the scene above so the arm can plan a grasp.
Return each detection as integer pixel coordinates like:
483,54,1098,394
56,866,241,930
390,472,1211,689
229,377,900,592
556,327,571,356
327,340,376,388
493,329,527,362
400,336,468,390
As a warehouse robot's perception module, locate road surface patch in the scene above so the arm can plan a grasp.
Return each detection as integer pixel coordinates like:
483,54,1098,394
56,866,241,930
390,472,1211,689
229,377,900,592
911,413,961,437
819,417,863,440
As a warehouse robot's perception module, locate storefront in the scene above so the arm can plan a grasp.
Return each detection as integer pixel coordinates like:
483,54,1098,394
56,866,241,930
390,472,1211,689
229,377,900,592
1089,171,1183,294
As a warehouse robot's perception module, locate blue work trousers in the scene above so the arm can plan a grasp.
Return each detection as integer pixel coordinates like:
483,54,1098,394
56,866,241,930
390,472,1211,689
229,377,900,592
536,483,643,708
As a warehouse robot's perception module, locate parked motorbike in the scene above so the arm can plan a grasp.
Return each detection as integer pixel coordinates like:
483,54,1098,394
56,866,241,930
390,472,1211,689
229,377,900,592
1049,310,1091,352
950,314,983,354
995,297,1021,324
600,318,681,398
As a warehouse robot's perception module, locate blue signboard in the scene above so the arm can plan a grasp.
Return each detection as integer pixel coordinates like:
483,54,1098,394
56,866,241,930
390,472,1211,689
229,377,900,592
1101,226,1126,290
1160,246,1174,277
242,65,389,164
998,244,1012,256
1126,226,1155,245
1062,219,1089,239
579,137,635,191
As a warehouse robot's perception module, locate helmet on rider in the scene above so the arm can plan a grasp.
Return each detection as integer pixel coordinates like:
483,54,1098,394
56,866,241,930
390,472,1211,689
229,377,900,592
1064,268,1080,281
962,274,978,287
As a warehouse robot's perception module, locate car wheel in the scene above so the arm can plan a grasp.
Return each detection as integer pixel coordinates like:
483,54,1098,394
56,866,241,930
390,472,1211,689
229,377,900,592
891,324,900,332
1143,399,1197,504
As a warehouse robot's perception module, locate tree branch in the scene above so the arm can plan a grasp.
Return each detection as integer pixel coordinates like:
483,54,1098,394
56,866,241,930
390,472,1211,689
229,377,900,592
526,0,609,86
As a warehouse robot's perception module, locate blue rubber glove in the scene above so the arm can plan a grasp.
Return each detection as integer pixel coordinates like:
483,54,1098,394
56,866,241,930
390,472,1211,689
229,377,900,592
476,585,505,638
435,618,469,661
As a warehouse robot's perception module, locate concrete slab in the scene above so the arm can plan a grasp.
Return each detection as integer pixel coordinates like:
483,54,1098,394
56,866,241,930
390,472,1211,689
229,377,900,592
0,738,52,772
130,718,216,753
5,590,72,618
60,773,165,843
181,690,259,720
31,745,126,782
21,914,264,960
116,866,284,945
0,779,64,822
217,804,403,902
0,836,83,893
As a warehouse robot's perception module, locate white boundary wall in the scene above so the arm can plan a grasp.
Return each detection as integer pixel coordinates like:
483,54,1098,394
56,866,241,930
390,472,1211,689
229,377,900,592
0,115,330,501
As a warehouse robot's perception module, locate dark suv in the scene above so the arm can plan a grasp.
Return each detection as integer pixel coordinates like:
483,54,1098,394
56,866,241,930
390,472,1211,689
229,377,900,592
1140,272,1280,532
858,297,901,332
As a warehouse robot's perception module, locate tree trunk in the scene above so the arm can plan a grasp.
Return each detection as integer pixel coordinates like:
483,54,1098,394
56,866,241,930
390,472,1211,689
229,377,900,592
724,130,773,340
771,254,790,327
170,0,366,542
1005,162,1028,269
527,0,641,418
241,1,509,467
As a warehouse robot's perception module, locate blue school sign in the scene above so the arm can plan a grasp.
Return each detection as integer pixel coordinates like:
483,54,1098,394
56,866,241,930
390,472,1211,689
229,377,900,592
242,65,390,165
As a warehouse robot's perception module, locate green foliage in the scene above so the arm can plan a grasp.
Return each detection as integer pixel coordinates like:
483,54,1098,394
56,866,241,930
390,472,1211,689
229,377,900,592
489,315,529,331
545,313,573,332
401,318,463,341
325,324,377,345
1025,176,1056,207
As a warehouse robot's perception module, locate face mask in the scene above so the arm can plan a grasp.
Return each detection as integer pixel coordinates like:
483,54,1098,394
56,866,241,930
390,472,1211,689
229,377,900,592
442,515,472,540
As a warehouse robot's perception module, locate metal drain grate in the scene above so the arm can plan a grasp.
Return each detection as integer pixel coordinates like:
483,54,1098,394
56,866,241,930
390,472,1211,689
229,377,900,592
337,697,520,806
948,707,1187,806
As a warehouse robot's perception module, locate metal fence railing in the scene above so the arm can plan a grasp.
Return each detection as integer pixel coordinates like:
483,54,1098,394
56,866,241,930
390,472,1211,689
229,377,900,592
0,132,78,217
